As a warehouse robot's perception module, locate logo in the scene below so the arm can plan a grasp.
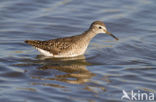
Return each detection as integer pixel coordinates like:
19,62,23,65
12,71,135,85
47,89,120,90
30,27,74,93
121,90,155,101
121,90,131,100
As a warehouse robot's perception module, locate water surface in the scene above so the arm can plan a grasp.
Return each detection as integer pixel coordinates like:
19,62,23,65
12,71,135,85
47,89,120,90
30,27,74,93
0,0,156,102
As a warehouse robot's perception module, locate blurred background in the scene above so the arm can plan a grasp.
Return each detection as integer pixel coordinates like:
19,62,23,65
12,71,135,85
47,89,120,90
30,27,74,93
0,0,156,102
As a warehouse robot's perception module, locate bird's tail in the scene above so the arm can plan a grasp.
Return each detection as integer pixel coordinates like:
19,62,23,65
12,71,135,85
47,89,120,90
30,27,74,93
25,40,41,47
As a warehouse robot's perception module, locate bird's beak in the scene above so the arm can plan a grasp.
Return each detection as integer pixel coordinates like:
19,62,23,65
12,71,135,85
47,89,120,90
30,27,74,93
105,31,119,40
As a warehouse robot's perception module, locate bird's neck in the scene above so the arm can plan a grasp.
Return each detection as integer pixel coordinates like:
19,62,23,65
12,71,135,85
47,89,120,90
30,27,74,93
82,29,97,41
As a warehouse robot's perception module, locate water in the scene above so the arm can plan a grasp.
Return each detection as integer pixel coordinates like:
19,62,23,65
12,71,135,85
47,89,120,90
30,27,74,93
0,0,156,102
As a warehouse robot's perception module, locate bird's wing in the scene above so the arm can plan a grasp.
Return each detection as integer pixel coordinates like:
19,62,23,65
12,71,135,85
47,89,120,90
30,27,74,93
25,36,79,55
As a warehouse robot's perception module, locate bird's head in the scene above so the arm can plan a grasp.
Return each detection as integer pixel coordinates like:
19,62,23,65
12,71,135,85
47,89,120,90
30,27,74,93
89,21,119,40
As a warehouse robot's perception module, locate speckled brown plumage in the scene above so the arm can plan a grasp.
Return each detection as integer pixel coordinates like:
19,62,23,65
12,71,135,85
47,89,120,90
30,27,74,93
25,35,83,55
25,21,118,57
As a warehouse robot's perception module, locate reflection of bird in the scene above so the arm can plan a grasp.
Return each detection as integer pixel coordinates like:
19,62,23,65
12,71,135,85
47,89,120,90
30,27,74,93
32,55,95,84
121,90,130,100
25,21,118,57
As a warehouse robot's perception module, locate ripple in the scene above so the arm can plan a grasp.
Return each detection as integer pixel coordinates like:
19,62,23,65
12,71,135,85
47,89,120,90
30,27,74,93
0,0,156,101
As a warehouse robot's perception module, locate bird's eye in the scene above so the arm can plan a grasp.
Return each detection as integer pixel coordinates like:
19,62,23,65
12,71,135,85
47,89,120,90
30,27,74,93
99,26,102,29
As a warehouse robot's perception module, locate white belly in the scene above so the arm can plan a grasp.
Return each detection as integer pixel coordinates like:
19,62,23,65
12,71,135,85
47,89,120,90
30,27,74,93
35,43,88,58
36,48,53,56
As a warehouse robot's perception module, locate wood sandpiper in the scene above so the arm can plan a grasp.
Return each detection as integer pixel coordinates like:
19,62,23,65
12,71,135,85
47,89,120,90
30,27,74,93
25,21,119,57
